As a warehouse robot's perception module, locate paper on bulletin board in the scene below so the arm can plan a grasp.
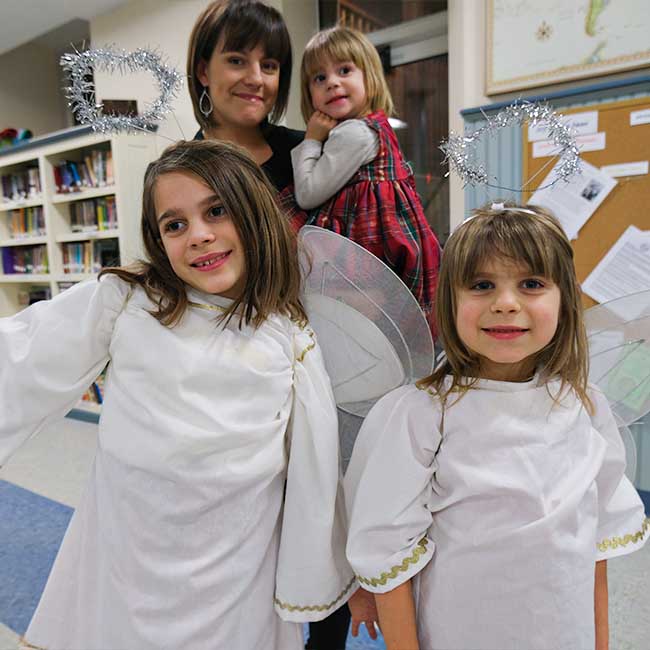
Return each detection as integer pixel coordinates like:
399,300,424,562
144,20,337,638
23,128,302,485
582,226,650,316
527,110,598,142
601,161,649,178
630,108,650,126
533,132,606,158
528,159,616,240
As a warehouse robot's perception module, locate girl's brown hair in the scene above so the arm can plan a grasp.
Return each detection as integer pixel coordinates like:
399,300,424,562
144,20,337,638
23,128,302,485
300,26,394,123
100,139,306,329
419,203,592,412
187,0,292,132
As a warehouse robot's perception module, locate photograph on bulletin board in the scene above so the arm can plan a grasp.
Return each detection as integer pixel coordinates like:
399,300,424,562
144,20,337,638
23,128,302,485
486,0,650,94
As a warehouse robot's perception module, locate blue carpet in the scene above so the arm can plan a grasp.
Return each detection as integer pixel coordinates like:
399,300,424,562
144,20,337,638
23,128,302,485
0,480,73,635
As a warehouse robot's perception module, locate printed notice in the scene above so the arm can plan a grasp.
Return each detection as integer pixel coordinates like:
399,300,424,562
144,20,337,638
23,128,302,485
528,159,616,240
582,226,650,308
528,110,598,142
533,132,606,158
601,161,649,178
630,108,650,126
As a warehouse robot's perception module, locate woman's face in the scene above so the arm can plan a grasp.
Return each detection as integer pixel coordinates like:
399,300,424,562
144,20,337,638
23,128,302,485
197,40,281,130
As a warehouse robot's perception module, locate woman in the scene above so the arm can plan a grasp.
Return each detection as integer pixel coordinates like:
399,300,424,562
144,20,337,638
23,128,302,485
187,0,303,194
186,2,353,648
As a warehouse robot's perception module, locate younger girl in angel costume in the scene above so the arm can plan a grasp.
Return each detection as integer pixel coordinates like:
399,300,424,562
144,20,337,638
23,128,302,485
288,26,439,323
345,204,649,650
0,140,354,650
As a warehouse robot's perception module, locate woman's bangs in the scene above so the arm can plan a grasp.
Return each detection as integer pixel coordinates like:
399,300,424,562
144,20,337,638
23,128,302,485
219,11,290,64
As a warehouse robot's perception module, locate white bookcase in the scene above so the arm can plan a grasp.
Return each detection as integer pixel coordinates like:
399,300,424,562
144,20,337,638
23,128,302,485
0,126,158,316
0,126,158,417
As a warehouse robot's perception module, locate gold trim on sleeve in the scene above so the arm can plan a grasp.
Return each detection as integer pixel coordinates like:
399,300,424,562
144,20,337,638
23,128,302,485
597,517,650,553
356,537,430,588
295,327,316,363
274,575,356,612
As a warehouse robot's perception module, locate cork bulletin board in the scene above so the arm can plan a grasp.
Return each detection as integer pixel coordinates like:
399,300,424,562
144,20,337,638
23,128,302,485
523,97,650,308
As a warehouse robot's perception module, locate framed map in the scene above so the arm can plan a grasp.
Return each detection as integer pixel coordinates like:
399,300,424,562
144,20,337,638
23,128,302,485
486,0,650,94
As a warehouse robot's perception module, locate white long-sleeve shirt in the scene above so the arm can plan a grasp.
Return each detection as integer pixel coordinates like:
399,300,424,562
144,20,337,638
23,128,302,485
291,119,379,210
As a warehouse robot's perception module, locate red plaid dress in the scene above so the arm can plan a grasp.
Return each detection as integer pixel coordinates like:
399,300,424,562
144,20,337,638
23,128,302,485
283,110,440,320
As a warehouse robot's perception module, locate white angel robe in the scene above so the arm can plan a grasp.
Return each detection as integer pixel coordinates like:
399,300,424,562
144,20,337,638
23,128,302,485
345,377,649,650
0,276,354,650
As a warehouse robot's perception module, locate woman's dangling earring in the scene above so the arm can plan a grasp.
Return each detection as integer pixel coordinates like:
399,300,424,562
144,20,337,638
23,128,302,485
199,86,213,117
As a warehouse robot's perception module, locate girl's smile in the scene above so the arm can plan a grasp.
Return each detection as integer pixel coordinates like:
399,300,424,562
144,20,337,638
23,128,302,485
155,171,246,299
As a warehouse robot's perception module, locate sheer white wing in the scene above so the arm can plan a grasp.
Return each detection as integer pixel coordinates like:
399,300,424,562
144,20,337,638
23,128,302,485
299,226,434,417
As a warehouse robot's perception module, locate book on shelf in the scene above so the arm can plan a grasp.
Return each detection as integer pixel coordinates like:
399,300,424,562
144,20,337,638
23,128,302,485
1,166,41,203
61,239,120,274
55,149,113,193
18,286,52,306
80,367,107,407
6,206,46,238
1,244,48,274
70,196,117,232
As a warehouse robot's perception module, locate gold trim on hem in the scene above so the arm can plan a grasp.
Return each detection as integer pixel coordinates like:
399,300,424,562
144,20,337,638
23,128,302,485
597,517,650,553
19,638,46,650
274,575,356,613
357,537,430,588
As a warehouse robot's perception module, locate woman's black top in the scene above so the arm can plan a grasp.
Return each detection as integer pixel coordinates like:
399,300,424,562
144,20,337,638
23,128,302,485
193,125,304,192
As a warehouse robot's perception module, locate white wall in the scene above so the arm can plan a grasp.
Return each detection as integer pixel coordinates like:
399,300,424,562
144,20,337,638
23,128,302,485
0,41,67,137
90,0,318,152
447,0,488,229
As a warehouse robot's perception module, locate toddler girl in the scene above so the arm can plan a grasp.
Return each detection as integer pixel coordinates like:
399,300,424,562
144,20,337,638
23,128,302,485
290,26,439,322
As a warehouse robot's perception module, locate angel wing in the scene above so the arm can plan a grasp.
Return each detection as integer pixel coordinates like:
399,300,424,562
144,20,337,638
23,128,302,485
298,226,434,418
585,289,650,481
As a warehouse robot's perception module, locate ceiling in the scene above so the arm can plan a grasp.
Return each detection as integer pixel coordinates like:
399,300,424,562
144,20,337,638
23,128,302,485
0,0,130,56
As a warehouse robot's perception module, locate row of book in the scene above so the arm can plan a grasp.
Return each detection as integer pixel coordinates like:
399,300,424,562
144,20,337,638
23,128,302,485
62,239,120,274
70,196,118,232
2,244,49,274
6,206,46,238
81,367,107,406
1,167,41,204
54,149,114,193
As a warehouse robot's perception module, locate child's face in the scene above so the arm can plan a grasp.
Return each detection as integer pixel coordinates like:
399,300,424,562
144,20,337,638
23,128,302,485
455,258,561,382
196,40,280,129
155,171,246,299
308,58,366,121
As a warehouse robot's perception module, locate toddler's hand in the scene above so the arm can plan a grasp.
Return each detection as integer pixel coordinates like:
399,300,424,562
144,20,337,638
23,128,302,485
348,587,379,640
305,111,338,142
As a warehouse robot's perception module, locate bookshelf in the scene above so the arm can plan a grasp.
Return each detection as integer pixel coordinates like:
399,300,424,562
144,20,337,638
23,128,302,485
0,126,158,415
0,126,157,315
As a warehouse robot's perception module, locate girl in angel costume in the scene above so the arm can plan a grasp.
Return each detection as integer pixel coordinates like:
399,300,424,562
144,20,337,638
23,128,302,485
344,204,649,650
0,140,357,650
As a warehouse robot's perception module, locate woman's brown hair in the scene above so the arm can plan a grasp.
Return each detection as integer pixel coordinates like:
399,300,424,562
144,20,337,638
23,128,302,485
419,203,592,412
100,139,306,329
300,26,394,123
187,0,292,132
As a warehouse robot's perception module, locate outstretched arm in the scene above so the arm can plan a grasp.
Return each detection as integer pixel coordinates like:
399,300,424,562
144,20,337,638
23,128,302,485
375,579,419,650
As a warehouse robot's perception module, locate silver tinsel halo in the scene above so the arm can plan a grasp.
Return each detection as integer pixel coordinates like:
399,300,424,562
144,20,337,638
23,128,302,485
440,100,581,191
60,46,183,134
